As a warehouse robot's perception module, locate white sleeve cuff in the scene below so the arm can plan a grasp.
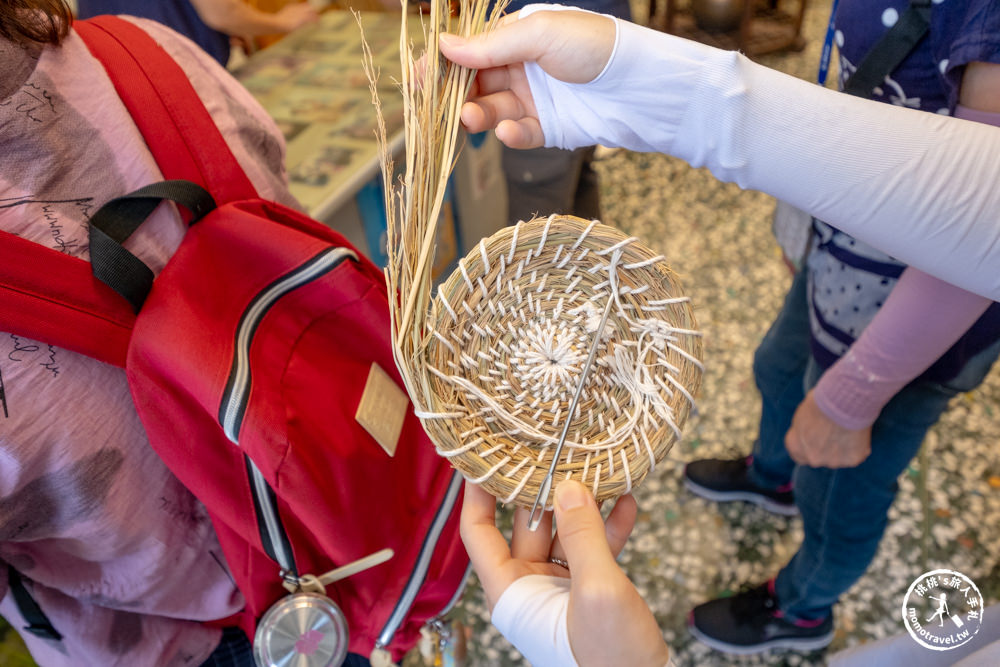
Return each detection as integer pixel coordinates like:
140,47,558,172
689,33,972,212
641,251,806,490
519,8,730,152
491,574,579,666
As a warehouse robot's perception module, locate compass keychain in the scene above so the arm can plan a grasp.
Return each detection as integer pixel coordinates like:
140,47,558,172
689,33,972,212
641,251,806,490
253,548,394,667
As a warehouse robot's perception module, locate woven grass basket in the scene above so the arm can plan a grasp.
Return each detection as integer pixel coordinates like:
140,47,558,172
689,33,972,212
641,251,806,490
418,214,703,507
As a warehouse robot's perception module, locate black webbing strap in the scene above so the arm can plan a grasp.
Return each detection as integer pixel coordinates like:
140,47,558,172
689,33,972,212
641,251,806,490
8,566,62,642
88,180,216,313
842,0,932,98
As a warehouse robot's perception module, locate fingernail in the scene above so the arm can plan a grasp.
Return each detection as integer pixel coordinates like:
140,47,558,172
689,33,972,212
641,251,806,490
555,481,587,511
439,33,463,47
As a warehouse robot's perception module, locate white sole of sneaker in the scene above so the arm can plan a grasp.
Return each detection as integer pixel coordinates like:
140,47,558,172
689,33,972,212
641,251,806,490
688,622,834,655
683,479,800,516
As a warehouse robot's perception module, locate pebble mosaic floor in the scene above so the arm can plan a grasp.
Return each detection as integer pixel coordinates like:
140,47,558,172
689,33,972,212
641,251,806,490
448,1,1000,665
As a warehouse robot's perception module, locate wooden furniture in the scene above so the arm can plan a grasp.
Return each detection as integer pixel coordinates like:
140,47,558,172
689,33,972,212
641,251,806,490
649,0,809,58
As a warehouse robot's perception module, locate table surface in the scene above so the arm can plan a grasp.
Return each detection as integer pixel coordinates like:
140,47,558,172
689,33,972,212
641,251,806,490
232,10,420,219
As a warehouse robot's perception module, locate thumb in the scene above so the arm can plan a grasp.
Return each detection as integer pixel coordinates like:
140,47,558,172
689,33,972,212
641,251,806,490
553,481,619,579
438,13,547,71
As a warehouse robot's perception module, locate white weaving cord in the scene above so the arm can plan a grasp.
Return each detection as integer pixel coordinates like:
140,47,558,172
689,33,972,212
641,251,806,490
424,221,701,495
424,365,633,452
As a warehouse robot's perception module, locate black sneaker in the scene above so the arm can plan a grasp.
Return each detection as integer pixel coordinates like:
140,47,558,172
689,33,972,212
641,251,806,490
688,582,834,654
683,456,798,516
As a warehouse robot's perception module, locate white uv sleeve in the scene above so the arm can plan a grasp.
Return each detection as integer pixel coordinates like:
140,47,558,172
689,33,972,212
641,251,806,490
490,574,677,666
520,8,1000,302
492,574,579,666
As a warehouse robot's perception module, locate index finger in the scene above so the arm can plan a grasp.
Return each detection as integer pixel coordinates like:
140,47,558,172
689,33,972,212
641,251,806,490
459,482,514,585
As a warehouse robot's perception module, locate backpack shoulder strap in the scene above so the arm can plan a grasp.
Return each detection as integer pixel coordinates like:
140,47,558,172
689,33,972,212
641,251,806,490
7,566,62,642
0,17,265,365
75,16,257,204
842,0,932,98
0,231,134,367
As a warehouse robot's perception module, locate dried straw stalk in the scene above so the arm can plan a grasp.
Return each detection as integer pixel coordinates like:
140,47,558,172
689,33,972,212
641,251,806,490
362,0,508,406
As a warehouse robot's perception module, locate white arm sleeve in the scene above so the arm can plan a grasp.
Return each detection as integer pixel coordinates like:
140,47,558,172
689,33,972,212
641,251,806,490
491,575,579,666
491,572,677,666
520,7,1000,302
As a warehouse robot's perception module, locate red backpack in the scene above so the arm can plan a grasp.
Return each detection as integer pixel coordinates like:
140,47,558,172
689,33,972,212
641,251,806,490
0,16,468,664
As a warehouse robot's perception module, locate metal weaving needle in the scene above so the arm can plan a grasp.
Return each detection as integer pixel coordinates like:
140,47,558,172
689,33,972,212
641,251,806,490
527,294,615,531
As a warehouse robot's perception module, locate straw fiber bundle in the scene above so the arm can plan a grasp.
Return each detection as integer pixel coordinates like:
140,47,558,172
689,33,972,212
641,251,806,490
360,0,508,396
419,215,703,507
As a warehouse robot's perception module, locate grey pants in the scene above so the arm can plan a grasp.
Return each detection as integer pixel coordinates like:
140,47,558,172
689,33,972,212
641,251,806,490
502,145,600,225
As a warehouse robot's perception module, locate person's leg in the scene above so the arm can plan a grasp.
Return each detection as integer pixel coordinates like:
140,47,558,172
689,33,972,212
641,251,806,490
571,147,601,221
774,382,949,620
690,375,949,653
690,335,1000,653
747,269,811,489
684,272,810,514
776,338,1000,620
501,145,587,225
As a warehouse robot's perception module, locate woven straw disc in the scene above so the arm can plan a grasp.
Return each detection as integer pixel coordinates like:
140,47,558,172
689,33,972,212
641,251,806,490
421,215,703,507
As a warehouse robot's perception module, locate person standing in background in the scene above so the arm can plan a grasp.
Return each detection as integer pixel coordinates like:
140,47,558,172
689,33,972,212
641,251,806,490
683,0,1000,654
76,0,319,66
491,0,632,225
0,2,300,664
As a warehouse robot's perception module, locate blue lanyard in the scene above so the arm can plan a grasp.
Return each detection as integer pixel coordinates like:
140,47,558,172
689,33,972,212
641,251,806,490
817,0,841,85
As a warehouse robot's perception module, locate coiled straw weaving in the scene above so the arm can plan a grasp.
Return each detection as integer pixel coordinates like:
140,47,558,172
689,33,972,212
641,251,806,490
418,214,703,507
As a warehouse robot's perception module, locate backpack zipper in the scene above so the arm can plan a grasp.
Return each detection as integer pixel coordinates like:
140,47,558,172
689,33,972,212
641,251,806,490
219,246,356,444
426,560,473,625
245,456,296,573
218,246,355,573
376,470,463,648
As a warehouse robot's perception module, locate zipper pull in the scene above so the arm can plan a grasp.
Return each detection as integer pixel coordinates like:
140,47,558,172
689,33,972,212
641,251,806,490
280,549,395,595
418,623,443,666
317,548,394,587
419,618,467,666
370,645,396,667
